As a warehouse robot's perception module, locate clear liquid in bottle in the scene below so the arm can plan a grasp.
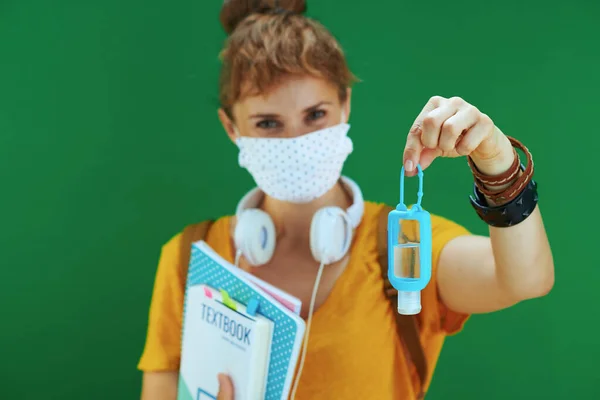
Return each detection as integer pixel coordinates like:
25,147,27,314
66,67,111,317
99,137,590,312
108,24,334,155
393,222,422,315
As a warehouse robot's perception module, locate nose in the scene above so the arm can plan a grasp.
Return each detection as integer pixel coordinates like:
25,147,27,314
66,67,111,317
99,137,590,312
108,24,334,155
284,122,316,138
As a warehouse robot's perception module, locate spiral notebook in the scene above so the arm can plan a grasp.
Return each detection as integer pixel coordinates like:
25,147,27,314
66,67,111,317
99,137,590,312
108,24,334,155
179,284,274,400
236,266,302,316
177,241,306,400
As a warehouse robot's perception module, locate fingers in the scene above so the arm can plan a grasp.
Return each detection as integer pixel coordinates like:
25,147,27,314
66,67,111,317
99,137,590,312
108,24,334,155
403,123,425,174
404,96,495,173
403,96,443,172
455,112,495,156
421,102,461,150
438,103,480,153
417,148,443,172
217,374,234,400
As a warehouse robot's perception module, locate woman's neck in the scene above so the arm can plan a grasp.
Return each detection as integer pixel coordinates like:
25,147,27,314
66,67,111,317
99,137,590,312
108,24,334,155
261,181,353,241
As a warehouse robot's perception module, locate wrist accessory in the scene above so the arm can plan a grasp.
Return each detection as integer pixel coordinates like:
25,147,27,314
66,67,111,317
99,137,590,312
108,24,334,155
467,136,534,204
470,172,539,227
468,136,538,227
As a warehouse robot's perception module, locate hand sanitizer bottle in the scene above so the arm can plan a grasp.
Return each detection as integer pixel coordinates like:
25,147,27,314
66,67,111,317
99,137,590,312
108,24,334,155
387,164,432,315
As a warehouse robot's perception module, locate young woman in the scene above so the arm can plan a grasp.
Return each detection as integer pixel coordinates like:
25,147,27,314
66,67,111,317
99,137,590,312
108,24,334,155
138,1,554,399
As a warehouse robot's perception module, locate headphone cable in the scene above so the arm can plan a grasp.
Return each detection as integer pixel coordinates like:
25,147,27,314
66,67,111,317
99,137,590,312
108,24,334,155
289,261,326,400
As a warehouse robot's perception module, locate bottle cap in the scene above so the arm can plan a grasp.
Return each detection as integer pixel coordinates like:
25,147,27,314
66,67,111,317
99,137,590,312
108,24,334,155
397,290,421,315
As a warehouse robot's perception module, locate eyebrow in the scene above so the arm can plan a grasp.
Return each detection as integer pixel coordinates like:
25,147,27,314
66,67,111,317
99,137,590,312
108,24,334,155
248,101,332,119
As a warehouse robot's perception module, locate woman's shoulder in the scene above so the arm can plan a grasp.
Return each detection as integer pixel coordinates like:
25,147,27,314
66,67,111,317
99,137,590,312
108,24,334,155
160,215,234,257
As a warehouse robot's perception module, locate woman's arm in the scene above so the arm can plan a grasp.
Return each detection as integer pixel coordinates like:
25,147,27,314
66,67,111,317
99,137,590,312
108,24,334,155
438,128,554,314
402,95,555,314
141,372,178,400
437,205,554,314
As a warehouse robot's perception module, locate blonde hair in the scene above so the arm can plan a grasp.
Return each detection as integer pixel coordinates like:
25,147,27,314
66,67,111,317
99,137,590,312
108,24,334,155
218,0,358,116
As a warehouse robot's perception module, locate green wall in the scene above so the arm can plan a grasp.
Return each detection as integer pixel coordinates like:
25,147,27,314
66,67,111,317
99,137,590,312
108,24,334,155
1,0,598,398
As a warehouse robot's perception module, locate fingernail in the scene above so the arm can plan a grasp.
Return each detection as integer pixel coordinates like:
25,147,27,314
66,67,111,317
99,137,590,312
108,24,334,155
405,160,414,171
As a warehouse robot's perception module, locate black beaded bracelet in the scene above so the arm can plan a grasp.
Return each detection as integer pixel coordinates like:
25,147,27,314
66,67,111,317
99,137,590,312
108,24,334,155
469,179,539,227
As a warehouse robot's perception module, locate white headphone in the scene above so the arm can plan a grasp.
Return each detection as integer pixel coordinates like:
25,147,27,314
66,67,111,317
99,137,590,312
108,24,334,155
234,176,365,266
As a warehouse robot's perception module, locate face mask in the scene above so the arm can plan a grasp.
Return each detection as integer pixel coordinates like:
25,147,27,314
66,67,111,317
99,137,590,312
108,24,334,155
234,113,353,203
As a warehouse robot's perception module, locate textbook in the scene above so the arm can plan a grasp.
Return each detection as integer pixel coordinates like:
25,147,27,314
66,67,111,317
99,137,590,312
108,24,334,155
178,241,306,400
236,267,302,316
179,284,274,400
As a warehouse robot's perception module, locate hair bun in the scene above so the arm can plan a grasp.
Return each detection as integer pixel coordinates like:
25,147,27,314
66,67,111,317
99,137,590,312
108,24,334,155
220,0,307,34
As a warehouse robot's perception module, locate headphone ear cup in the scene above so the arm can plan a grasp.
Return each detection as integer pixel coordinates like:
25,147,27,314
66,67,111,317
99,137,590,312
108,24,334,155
234,209,276,267
310,207,353,264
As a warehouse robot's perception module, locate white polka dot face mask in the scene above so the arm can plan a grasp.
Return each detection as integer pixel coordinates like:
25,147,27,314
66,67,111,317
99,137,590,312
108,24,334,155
235,122,353,203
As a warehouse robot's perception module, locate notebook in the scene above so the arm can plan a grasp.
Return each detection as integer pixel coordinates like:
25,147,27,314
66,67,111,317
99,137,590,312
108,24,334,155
179,284,274,400
236,267,302,315
177,241,306,400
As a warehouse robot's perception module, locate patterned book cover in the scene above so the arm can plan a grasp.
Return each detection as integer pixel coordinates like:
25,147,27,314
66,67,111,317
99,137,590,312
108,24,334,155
177,241,306,400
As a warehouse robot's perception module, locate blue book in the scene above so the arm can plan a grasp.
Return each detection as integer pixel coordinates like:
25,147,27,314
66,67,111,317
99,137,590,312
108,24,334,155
177,241,306,400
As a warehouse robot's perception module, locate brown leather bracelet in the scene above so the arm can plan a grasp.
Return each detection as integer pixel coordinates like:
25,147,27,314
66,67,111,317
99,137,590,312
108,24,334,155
468,147,520,187
467,136,535,204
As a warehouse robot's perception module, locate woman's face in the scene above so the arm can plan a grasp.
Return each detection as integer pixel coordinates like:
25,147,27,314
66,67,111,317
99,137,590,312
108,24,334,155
219,75,351,140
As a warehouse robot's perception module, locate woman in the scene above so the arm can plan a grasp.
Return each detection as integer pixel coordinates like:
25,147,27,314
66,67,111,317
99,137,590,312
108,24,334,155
138,1,554,399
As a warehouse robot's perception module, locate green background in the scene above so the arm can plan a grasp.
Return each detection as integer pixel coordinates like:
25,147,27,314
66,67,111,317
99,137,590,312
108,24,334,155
1,0,598,398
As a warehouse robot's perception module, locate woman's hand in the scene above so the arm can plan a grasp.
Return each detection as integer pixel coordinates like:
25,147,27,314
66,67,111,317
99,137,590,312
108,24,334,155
402,95,515,178
403,96,555,316
217,374,234,400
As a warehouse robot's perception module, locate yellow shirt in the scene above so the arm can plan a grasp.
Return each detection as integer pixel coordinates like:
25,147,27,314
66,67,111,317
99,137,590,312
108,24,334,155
138,202,471,399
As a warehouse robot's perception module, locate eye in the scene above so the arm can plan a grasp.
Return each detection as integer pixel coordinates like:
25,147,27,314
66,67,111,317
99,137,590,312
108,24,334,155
307,109,326,121
256,119,281,129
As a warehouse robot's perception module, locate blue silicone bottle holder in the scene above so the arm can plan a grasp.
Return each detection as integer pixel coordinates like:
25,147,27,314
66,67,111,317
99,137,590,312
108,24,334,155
387,164,433,293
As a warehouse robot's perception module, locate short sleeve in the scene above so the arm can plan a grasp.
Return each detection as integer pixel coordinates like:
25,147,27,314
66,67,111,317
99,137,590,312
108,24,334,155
419,214,472,336
137,233,185,372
